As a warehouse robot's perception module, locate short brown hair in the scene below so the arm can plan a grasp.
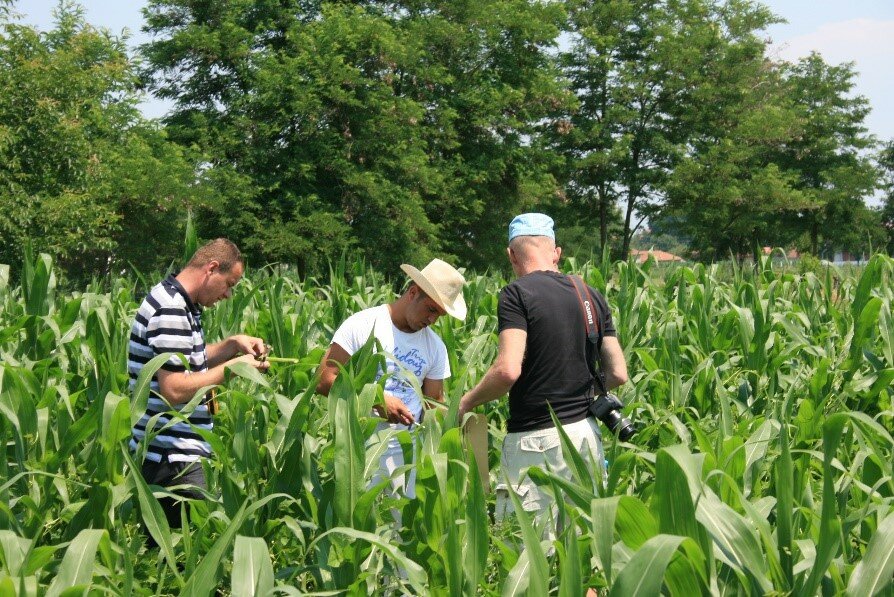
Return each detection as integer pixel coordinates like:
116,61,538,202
186,238,243,272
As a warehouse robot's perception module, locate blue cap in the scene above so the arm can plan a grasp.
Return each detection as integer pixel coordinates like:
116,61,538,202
508,213,555,242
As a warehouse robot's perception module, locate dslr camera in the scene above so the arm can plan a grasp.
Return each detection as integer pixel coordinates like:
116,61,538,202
589,393,635,441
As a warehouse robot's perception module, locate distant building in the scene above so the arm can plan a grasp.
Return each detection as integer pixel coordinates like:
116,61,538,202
760,246,866,265
630,249,684,264
762,247,800,260
829,251,867,265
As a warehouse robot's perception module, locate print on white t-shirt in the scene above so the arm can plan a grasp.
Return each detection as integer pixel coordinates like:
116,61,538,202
331,305,450,421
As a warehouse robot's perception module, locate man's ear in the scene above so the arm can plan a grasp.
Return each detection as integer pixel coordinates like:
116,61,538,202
507,246,516,265
554,246,562,264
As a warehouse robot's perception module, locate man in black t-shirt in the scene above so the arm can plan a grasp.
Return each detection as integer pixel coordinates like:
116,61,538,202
458,213,628,521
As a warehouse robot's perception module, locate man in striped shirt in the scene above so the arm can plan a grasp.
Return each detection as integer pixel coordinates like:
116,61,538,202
129,238,269,532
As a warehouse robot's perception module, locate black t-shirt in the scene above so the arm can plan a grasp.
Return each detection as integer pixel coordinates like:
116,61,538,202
498,270,617,432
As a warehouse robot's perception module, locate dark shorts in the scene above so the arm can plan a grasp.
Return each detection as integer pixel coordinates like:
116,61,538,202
141,459,206,494
140,459,206,533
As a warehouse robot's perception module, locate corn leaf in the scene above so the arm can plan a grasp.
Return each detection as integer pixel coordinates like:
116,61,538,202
500,471,549,597
608,534,688,597
0,531,29,577
797,413,847,596
846,510,894,596
44,530,106,597
225,360,271,389
558,517,582,597
309,527,427,593
123,449,180,579
182,494,288,597
463,446,488,594
232,536,274,597
591,497,621,585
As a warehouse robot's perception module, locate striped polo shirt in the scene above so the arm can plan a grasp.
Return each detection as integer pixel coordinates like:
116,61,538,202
128,275,212,462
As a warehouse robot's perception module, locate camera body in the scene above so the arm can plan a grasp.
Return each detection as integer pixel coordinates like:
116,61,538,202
588,393,635,441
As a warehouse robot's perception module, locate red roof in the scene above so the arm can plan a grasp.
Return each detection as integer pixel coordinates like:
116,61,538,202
630,249,684,263
762,247,800,259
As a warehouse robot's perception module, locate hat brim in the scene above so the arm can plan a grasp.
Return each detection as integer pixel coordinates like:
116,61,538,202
400,264,467,321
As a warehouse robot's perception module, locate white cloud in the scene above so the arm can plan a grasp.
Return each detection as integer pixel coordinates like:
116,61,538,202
770,18,894,65
769,19,894,140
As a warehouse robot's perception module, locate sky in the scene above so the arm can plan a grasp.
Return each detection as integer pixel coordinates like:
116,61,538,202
13,0,894,141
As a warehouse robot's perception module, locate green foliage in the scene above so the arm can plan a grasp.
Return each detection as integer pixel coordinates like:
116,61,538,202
1,252,894,593
777,55,878,256
658,5,809,260
142,0,570,275
667,51,880,261
555,0,789,259
797,252,822,275
0,4,202,282
2,0,889,285
877,140,894,254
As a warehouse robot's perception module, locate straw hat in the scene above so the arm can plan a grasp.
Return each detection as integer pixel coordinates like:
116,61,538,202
400,258,467,321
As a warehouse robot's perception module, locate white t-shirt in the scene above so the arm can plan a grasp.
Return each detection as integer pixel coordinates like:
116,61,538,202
331,305,450,421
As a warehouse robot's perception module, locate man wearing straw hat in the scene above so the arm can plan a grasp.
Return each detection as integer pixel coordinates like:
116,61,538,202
458,213,628,523
317,258,467,497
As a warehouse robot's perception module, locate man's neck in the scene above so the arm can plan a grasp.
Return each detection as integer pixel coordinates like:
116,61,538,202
174,269,202,304
387,299,414,333
516,262,559,277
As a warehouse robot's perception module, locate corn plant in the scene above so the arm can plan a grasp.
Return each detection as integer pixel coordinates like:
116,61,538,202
1,250,893,595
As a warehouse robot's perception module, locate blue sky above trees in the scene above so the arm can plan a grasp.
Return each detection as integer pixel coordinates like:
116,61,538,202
17,0,894,141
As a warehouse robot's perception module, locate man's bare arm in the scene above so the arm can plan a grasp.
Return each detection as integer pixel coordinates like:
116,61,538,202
457,328,527,420
316,342,351,396
422,378,445,405
600,336,628,390
156,354,269,405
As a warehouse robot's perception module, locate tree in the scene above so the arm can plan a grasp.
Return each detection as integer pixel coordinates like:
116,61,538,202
877,141,894,255
402,0,572,269
658,38,879,263
0,2,199,280
662,54,808,261
774,54,877,257
553,0,783,259
141,0,570,275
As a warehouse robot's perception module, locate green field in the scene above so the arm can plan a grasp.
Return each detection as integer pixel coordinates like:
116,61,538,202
0,252,892,595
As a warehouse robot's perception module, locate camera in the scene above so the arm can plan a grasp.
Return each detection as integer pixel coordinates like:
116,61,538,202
589,393,635,441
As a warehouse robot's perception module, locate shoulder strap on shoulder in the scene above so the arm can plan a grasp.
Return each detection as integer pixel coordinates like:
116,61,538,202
569,274,599,344
569,274,608,395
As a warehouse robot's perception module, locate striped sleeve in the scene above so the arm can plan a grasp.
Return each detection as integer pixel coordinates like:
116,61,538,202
146,306,195,372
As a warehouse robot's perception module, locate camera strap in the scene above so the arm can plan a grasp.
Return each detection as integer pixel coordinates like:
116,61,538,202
569,275,608,396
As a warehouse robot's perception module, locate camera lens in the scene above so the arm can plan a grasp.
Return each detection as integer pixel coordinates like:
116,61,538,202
590,394,636,442
615,418,636,441
604,410,636,441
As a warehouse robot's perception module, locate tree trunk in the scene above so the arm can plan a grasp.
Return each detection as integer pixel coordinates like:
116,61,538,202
810,217,819,256
622,144,642,261
598,185,608,250
622,192,634,262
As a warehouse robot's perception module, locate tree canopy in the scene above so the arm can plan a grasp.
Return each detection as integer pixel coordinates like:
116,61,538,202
141,0,571,274
0,0,889,280
0,1,201,281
